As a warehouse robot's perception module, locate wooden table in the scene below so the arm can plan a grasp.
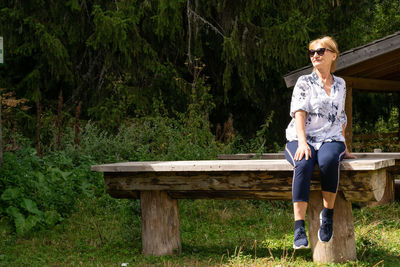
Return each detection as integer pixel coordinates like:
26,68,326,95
92,158,395,263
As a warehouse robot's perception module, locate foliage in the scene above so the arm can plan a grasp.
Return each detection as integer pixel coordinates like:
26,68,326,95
353,106,400,152
1,0,398,143
229,111,284,155
0,147,101,236
0,93,228,236
0,90,31,147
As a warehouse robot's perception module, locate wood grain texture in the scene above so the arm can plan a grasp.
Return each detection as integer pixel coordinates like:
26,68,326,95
308,191,356,263
140,191,181,256
345,86,353,152
92,158,395,172
341,76,400,92
367,172,394,207
104,168,387,202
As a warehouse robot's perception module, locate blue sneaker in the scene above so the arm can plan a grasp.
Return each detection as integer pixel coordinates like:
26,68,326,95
293,226,309,249
318,211,333,242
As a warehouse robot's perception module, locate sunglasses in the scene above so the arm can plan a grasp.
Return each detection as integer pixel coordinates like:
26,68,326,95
308,48,333,57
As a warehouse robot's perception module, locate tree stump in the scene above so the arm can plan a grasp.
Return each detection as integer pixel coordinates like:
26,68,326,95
308,191,356,263
140,191,181,255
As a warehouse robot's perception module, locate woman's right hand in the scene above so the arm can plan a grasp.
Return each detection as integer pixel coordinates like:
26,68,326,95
294,142,311,161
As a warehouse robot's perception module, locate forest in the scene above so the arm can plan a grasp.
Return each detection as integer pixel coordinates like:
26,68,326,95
0,0,400,266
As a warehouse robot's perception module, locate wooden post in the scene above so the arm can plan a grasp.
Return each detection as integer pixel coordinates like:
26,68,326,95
395,180,400,201
345,85,353,152
140,191,181,256
308,191,356,263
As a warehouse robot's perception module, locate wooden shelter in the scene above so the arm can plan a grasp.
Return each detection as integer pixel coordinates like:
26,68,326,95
283,31,400,150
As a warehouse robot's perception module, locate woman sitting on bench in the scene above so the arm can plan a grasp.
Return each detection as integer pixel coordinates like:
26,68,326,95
284,36,356,249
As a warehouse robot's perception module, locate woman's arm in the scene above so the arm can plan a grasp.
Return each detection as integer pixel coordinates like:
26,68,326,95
294,110,311,161
342,124,357,159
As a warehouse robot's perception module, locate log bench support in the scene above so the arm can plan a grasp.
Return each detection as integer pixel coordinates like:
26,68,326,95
138,190,358,263
308,191,356,263
141,191,181,255
92,158,395,264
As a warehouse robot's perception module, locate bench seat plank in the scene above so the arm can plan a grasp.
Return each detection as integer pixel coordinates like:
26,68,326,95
92,158,394,172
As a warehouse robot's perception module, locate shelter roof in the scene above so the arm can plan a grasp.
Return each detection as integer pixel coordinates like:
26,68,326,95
283,31,400,91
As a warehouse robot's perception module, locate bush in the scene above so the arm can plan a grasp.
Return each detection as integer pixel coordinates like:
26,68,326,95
62,113,225,163
0,147,102,236
0,104,231,236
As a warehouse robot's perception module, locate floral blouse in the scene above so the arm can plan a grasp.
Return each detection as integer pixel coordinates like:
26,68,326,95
285,72,347,150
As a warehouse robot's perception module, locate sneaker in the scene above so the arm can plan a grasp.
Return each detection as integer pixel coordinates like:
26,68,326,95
293,226,309,249
318,211,333,242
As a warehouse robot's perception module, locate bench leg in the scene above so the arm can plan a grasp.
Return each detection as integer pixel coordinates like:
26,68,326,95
308,191,356,263
140,191,182,255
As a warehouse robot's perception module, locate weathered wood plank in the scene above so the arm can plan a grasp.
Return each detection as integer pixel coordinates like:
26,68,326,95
217,153,284,160
94,160,293,172
92,158,395,172
104,168,387,202
341,76,400,92
219,153,400,167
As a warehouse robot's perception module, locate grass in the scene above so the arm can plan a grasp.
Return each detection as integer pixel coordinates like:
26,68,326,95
1,197,399,267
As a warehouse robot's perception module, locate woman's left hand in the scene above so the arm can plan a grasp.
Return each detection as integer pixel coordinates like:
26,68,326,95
344,149,357,159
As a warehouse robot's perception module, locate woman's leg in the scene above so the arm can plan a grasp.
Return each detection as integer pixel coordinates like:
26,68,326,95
285,141,316,249
285,141,317,212
316,141,346,242
317,141,346,208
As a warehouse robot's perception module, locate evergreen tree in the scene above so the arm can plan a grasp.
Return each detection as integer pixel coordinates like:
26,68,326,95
0,0,398,149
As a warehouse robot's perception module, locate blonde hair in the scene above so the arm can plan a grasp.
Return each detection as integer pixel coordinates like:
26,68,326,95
309,36,339,73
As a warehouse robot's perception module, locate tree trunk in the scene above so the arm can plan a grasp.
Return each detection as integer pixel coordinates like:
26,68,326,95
140,191,181,256
74,101,82,147
57,89,63,150
0,94,2,167
308,191,356,263
36,99,42,157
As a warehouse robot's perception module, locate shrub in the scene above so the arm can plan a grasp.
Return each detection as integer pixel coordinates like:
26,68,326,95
0,147,102,236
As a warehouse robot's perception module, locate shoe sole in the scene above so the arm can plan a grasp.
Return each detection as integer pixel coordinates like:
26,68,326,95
293,244,310,250
318,211,333,243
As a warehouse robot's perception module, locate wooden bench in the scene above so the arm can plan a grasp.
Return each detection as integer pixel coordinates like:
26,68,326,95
218,152,400,205
91,158,395,263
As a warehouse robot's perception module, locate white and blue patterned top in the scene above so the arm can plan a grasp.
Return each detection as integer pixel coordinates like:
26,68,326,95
285,72,347,150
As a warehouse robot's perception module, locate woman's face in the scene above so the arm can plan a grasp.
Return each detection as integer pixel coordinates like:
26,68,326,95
309,42,337,72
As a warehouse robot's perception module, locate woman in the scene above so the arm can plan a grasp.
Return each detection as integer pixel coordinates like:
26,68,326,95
284,36,356,249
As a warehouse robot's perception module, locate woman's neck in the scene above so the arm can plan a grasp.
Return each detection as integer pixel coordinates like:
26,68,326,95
315,69,332,83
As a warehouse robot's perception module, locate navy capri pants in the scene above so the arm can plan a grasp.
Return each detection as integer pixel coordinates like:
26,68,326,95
284,141,346,202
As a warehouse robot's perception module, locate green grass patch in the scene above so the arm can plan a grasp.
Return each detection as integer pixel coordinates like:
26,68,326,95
2,197,399,266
